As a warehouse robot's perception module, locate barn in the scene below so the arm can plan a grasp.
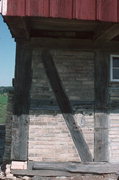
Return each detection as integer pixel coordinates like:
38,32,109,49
1,0,119,179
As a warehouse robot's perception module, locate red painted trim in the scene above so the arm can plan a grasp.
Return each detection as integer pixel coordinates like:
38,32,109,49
3,0,119,22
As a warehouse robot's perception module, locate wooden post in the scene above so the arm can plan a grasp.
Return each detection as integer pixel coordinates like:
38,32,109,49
94,50,109,162
14,41,32,115
11,40,32,161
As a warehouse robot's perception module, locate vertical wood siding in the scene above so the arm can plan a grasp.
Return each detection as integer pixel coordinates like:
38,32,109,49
97,0,118,22
50,0,73,19
1,0,119,22
7,0,25,16
73,0,96,20
26,0,49,17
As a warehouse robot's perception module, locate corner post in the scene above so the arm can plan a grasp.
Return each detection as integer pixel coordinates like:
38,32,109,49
94,50,109,162
11,40,32,161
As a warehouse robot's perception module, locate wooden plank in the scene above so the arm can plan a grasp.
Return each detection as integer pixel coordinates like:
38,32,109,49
32,162,119,174
94,51,109,162
26,0,49,17
14,41,32,115
73,0,96,20
95,24,119,41
95,51,109,110
12,162,119,175
11,162,118,175
30,38,119,51
11,115,29,160
97,0,118,22
11,169,71,177
41,50,93,162
6,0,25,16
50,0,73,19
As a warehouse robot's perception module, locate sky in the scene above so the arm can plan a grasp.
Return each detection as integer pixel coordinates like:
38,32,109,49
0,15,16,87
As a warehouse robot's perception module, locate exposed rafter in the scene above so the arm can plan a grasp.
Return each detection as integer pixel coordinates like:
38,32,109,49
94,24,119,41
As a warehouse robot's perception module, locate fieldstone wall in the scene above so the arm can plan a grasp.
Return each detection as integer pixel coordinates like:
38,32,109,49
28,49,94,162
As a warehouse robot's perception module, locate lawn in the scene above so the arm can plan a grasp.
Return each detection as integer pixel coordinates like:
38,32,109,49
0,94,8,124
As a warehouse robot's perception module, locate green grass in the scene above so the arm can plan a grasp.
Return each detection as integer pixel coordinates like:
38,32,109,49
0,94,8,124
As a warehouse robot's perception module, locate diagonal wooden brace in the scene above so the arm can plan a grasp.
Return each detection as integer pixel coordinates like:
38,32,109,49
41,50,93,162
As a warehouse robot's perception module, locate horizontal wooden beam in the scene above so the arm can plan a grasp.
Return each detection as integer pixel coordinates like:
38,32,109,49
12,162,119,175
11,169,72,177
32,162,119,174
29,38,119,50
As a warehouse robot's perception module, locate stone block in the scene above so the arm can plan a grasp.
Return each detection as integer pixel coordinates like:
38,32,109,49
11,161,27,170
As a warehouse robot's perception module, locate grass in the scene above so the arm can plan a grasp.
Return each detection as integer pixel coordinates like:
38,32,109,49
0,94,8,124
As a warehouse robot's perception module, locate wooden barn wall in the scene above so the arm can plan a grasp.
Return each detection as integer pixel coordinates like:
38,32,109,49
3,37,119,162
1,0,119,22
28,49,94,162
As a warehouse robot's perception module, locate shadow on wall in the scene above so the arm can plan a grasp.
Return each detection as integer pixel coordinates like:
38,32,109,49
0,125,5,164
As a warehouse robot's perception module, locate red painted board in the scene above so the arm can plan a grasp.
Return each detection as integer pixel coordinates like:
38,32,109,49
50,0,73,19
26,0,49,17
97,0,118,22
73,0,96,20
117,0,119,22
7,0,25,16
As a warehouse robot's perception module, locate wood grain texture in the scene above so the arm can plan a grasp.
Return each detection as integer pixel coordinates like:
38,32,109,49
14,41,32,115
31,162,119,174
97,0,118,22
3,0,119,23
50,0,73,19
7,0,25,16
94,51,109,162
11,169,72,177
41,50,93,162
11,115,29,161
94,51,109,110
26,0,49,17
73,0,96,20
